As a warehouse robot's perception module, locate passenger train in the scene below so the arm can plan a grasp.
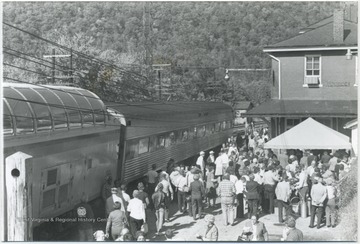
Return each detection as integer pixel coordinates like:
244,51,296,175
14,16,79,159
3,82,241,240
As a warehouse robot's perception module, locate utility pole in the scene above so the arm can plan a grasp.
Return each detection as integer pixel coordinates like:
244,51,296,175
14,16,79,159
143,2,153,85
44,49,73,84
153,64,171,100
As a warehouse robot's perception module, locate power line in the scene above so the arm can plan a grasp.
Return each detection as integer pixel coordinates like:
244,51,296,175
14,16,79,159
3,22,148,81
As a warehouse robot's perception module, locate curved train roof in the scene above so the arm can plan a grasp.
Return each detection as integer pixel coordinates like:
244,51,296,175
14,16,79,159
3,82,108,136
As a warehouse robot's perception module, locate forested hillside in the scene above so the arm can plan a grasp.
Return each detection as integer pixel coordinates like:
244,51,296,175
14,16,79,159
3,2,343,103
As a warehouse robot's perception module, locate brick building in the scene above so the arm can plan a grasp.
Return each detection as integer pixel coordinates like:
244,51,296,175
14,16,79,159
244,8,358,139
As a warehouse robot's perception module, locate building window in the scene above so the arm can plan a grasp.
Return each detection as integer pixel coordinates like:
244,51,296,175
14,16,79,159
304,56,321,87
285,118,301,131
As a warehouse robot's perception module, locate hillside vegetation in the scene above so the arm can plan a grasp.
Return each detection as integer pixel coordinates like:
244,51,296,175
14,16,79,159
3,2,340,103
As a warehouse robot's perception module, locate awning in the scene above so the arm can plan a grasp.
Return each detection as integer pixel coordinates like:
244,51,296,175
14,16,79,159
243,100,357,118
264,117,352,150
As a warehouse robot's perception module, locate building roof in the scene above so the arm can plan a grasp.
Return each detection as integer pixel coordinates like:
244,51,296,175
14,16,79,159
243,100,357,118
233,101,252,110
264,117,352,150
264,19,357,50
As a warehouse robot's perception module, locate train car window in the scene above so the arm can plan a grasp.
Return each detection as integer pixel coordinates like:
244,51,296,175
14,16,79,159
35,88,68,130
139,138,150,154
221,121,227,130
3,101,14,135
125,139,139,160
227,121,232,129
215,123,221,132
157,135,165,148
207,124,215,134
17,88,52,132
54,91,82,128
198,125,206,137
42,189,56,209
169,132,176,145
5,88,35,134
47,168,58,187
77,90,106,124
181,130,189,141
149,136,157,152
71,90,94,126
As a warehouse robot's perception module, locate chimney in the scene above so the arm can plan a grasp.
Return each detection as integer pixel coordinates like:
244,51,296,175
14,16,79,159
333,9,344,44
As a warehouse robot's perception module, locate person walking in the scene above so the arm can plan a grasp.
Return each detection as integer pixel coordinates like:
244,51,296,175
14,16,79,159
275,175,292,223
190,174,205,220
177,170,188,213
325,178,337,228
195,214,218,241
75,195,94,241
127,190,146,237
263,165,279,214
196,151,206,177
105,202,127,240
218,174,236,226
152,183,166,235
309,177,327,229
205,165,216,207
155,172,174,222
106,188,125,217
215,151,224,181
235,176,246,219
245,174,260,219
147,164,158,199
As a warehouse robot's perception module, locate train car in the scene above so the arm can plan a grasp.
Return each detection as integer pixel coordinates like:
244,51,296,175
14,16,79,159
107,101,239,183
3,83,124,240
3,82,241,241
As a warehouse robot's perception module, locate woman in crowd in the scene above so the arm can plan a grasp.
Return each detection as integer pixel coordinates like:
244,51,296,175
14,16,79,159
152,183,166,235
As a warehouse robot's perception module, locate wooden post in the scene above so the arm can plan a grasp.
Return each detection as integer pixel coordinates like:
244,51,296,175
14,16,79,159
5,152,33,241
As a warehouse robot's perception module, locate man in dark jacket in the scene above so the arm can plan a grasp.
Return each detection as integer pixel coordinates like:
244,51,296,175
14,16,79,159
190,174,205,220
245,174,260,219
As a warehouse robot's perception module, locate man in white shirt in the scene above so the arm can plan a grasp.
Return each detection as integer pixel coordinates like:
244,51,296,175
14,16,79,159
120,184,131,203
127,190,146,237
196,151,206,175
275,176,291,223
235,177,246,219
263,165,279,214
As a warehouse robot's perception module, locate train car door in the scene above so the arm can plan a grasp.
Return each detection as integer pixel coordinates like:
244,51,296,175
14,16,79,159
39,163,72,216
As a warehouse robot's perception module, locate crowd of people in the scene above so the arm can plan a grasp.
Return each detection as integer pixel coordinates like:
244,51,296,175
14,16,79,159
76,124,355,241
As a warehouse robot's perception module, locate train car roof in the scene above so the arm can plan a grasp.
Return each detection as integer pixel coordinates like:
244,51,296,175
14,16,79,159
106,101,233,117
107,101,234,139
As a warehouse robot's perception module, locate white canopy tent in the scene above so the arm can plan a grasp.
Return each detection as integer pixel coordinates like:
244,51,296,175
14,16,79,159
264,117,352,150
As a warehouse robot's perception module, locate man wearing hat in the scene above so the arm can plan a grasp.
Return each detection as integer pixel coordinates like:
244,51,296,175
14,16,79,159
207,151,215,166
309,177,327,229
190,173,205,220
196,214,218,241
